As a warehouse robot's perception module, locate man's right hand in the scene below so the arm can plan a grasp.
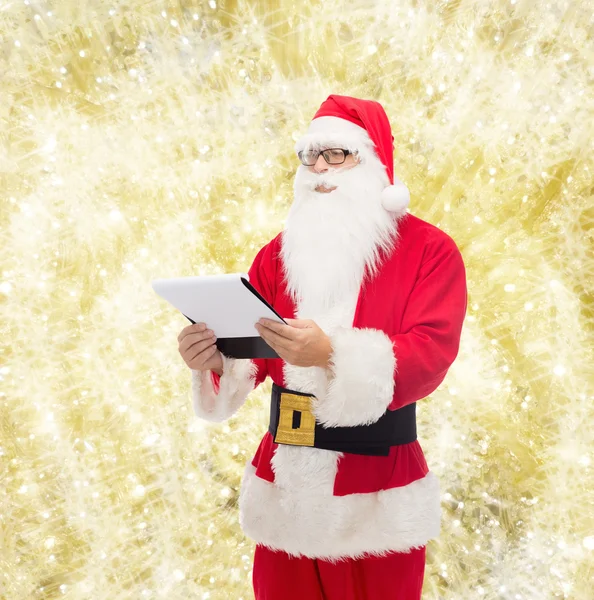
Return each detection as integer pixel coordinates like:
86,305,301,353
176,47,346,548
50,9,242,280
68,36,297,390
178,323,223,374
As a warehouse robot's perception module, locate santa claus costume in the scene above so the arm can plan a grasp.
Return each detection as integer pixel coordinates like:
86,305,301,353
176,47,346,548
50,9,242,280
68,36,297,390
190,95,468,599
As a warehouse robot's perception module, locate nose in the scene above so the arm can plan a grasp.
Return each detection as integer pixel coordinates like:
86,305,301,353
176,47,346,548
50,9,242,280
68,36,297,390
312,153,328,173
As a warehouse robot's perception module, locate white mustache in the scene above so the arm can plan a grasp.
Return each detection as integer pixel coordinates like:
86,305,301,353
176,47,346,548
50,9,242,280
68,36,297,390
296,167,353,191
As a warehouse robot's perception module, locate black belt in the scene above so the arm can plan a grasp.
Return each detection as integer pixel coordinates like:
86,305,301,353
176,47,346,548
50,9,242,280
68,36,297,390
268,383,417,456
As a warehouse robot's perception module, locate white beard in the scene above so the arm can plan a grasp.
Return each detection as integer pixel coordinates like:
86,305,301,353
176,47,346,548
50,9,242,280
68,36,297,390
272,157,404,504
280,157,400,310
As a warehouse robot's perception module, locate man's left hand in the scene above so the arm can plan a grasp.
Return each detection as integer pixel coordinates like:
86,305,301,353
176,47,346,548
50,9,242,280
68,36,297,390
255,318,333,368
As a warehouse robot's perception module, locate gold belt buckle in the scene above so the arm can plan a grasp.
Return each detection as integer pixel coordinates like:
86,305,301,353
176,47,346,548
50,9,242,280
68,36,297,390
274,392,316,447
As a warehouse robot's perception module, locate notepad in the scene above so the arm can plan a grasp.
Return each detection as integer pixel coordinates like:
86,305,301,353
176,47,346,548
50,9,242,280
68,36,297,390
151,273,287,359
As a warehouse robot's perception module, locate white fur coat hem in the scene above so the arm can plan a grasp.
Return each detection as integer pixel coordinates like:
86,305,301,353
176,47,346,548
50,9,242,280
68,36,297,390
239,462,441,561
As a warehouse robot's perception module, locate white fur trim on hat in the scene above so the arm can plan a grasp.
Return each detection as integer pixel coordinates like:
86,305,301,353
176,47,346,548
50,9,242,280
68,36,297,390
381,175,410,214
294,116,374,153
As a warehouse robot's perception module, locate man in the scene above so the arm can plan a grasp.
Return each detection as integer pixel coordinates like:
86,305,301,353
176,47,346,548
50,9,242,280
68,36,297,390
178,95,468,599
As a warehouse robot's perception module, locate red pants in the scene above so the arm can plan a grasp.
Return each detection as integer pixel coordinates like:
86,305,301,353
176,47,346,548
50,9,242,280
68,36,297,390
252,543,426,600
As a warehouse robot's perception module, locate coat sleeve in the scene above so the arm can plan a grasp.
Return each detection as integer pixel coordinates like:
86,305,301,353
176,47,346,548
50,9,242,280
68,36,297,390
190,243,272,423
313,231,468,428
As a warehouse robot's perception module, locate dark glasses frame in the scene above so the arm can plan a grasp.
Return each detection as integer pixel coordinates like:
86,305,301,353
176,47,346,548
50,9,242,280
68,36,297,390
297,148,355,167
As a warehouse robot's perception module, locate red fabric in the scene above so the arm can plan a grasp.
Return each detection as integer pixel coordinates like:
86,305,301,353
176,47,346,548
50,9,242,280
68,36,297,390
313,94,396,184
251,432,429,495
243,245,272,389
361,224,469,411
210,370,220,393
252,543,426,600
333,438,429,496
252,432,276,483
241,213,467,497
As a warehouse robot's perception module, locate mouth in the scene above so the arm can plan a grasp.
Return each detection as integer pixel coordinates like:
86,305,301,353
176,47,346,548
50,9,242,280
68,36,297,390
315,185,337,193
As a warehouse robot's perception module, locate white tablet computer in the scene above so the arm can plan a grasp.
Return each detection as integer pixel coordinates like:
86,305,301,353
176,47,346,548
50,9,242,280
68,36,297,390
151,273,287,359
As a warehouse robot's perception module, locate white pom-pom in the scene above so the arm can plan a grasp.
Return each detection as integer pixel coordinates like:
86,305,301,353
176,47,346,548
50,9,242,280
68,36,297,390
381,181,410,214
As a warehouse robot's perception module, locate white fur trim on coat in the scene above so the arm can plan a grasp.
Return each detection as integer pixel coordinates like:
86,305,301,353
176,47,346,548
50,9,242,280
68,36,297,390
239,462,440,561
313,326,397,427
190,354,258,423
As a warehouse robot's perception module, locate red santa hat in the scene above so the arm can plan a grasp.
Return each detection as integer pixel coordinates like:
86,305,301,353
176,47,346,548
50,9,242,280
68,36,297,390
294,94,410,215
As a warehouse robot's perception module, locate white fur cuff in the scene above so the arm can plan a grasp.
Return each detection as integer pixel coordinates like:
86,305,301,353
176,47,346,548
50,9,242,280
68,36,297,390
313,327,396,427
191,353,258,423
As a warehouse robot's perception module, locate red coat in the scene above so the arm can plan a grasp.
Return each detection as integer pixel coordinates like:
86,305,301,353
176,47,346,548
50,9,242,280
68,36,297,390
195,212,467,560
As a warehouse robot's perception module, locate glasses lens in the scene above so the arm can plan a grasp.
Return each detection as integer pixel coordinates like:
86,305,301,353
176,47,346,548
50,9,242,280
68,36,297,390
298,150,318,166
322,149,346,164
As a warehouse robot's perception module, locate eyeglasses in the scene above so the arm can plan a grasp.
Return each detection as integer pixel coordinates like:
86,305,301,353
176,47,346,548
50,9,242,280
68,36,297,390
297,148,355,167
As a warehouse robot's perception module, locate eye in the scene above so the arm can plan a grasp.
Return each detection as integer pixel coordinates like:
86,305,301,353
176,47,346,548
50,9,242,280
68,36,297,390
298,150,318,166
321,149,347,164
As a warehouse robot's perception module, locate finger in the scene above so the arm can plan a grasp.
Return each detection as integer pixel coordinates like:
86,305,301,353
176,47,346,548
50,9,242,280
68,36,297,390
258,319,288,331
178,322,207,343
178,326,194,343
258,328,293,352
257,321,295,341
283,318,310,328
188,343,219,369
179,328,212,349
259,333,286,361
180,329,215,353
257,329,275,351
187,338,218,364
261,324,303,347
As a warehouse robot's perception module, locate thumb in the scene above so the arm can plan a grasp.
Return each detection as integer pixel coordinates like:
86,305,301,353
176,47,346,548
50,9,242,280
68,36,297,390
284,318,313,329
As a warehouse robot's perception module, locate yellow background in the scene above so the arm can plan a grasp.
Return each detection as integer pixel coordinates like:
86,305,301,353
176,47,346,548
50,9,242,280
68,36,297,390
1,0,593,598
